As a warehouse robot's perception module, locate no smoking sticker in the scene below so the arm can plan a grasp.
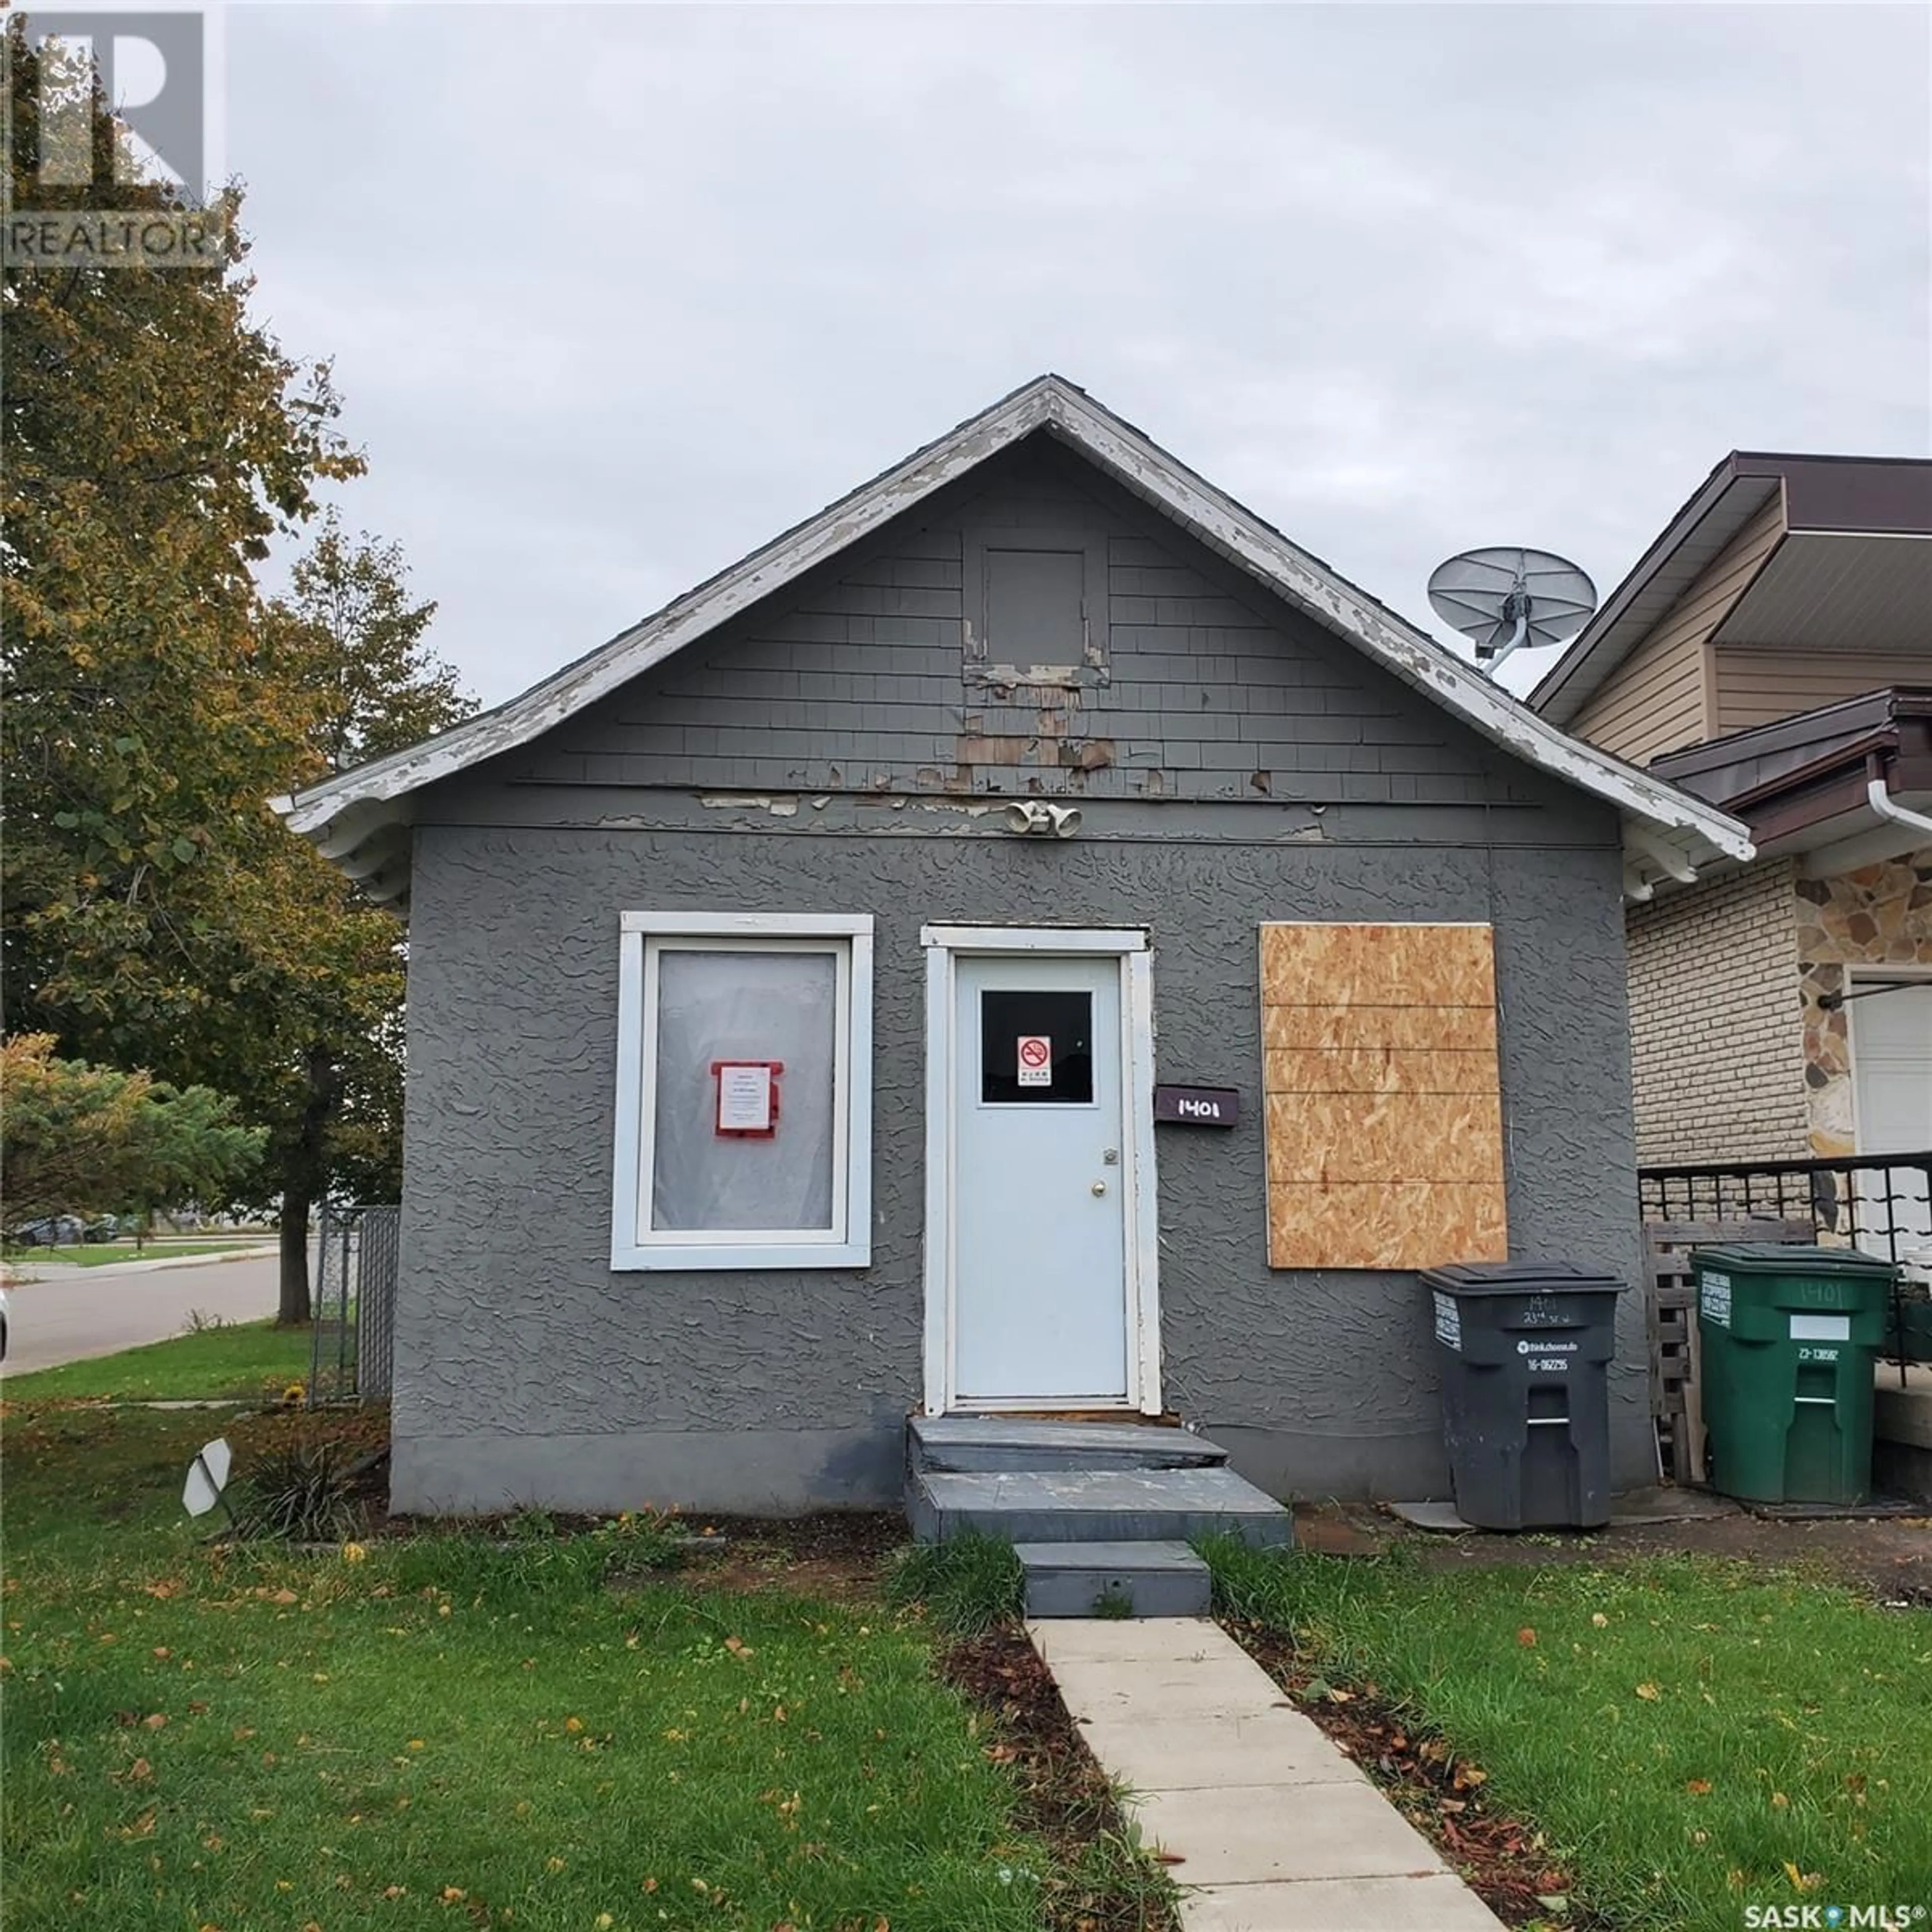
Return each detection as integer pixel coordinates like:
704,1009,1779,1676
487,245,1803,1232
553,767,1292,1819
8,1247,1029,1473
1017,1035,1053,1087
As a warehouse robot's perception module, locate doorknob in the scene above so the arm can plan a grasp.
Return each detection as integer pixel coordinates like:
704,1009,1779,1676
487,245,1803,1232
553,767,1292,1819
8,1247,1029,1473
1091,1181,1108,1196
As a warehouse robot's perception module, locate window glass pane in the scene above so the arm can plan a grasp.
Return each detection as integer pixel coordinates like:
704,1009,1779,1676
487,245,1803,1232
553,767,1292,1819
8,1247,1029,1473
651,948,838,1231
985,549,1083,661
981,989,1094,1104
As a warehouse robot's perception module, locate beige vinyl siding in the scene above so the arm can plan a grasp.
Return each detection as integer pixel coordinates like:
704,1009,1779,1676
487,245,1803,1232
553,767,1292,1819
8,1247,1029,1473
1571,493,1786,765
1713,647,1932,735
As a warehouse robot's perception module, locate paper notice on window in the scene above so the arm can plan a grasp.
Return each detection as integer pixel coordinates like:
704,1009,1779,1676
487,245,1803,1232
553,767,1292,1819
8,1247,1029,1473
1017,1035,1052,1088
716,1063,775,1133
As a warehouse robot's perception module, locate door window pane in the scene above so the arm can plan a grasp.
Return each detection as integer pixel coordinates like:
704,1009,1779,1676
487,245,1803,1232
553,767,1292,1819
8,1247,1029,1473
652,948,837,1230
980,989,1094,1104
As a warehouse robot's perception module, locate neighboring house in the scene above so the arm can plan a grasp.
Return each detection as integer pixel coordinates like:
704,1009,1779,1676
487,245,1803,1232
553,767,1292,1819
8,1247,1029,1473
279,376,1746,1517
1529,453,1932,1182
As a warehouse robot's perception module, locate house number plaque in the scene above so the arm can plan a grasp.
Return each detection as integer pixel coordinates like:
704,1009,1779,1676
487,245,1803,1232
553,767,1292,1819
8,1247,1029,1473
1153,1084,1240,1128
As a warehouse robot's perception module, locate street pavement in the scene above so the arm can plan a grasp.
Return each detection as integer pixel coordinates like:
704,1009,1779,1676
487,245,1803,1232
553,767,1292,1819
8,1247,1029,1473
1,1251,281,1377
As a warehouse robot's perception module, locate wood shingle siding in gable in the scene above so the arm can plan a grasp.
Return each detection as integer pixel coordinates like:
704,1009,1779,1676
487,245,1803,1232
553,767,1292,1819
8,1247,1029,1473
506,440,1519,809
1570,492,1786,765
1711,647,1932,736
1259,923,1509,1271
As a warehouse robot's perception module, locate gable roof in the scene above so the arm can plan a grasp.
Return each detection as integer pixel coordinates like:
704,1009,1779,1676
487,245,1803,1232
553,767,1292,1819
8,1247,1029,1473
1530,450,1932,731
277,374,1750,907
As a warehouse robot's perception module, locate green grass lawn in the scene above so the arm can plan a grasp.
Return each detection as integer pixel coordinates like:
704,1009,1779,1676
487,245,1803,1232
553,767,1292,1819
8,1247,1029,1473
1203,1539,1932,1929
2,1394,1136,1932
1,1319,313,1402
4,1237,266,1268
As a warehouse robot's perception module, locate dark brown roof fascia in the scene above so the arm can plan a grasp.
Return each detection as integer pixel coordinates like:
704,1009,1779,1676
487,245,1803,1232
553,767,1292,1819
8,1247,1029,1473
1766,455,1932,535
1650,688,1924,782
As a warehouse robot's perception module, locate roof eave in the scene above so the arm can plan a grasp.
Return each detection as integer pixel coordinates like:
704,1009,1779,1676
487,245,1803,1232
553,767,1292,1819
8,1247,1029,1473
281,374,1753,898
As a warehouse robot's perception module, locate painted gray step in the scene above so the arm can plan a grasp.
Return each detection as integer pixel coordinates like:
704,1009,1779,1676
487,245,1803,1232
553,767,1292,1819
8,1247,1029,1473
910,1414,1229,1475
910,1467,1294,1547
1019,1540,1213,1619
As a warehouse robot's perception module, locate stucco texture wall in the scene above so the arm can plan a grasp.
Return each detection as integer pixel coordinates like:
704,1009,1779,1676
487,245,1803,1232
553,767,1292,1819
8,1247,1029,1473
390,810,1647,1515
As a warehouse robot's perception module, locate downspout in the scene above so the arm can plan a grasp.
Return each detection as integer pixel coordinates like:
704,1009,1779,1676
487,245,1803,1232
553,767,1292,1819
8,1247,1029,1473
1865,773,1932,845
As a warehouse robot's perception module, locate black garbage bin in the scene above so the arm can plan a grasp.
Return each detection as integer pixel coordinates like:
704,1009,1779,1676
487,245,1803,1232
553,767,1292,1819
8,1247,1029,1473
1424,1262,1626,1531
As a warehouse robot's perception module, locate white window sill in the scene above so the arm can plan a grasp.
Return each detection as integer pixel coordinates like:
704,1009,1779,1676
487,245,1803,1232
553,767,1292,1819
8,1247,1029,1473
610,1238,871,1272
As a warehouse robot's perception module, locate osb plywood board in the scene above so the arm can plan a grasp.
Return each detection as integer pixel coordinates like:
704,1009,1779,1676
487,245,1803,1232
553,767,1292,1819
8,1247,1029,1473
1261,1003,1498,1053
1259,922,1496,1013
1259,922,1506,1270
1264,1046,1500,1096
1264,1092,1503,1184
1268,1181,1509,1272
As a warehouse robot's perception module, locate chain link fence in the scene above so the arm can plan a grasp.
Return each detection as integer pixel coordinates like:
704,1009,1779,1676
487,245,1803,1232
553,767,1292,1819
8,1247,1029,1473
309,1204,399,1405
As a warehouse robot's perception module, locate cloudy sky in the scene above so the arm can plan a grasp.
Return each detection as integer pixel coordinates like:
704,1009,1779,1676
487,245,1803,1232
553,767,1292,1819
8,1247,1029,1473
223,3,1929,707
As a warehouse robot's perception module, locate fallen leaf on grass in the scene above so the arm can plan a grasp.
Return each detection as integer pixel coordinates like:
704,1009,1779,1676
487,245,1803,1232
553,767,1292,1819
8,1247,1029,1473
1783,1862,1821,1892
1686,1778,1712,1796
1634,1683,1661,1702
1517,1628,1538,1647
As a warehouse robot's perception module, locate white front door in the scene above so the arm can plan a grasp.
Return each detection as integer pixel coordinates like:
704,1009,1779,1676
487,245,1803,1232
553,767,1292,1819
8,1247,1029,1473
950,952,1131,1406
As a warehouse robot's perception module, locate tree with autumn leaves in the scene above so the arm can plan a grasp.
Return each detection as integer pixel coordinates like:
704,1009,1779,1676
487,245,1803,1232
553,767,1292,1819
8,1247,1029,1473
2,21,471,1320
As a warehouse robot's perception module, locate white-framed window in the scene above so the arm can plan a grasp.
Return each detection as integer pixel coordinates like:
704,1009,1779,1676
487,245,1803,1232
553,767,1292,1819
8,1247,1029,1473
610,913,873,1271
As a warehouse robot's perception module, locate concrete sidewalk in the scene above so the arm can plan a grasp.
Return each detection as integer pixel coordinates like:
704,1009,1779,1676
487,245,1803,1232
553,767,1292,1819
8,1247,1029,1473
1030,1618,1504,1932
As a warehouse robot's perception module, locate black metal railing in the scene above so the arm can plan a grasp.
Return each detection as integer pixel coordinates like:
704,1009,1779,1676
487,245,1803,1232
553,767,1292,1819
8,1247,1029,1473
1638,1152,1932,1382
309,1203,399,1405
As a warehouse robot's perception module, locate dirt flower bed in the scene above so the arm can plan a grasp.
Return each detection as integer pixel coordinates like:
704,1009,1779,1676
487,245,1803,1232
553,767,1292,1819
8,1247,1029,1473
943,1626,1181,1932
1223,1617,1604,1930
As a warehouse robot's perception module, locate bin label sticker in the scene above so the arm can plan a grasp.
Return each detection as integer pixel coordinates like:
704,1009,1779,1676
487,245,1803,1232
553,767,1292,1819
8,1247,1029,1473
1518,1339,1576,1374
1700,1271,1732,1328
1790,1313,1851,1342
1798,1345,1840,1363
1432,1293,1461,1350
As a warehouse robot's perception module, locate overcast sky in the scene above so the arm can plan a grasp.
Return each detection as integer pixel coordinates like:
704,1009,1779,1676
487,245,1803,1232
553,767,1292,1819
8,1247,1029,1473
225,3,1930,707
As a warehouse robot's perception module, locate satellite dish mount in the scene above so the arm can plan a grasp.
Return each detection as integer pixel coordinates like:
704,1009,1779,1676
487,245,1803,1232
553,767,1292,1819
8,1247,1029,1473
1427,547,1598,676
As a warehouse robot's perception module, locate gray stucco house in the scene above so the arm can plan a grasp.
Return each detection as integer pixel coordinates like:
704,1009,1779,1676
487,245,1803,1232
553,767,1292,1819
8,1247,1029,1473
280,376,1749,1516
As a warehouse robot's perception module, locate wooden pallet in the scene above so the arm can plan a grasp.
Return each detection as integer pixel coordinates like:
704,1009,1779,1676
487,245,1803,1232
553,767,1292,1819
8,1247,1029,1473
1642,1218,1811,1482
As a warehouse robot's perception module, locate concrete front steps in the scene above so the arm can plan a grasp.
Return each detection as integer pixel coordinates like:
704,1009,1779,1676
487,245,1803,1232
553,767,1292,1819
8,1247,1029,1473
907,1415,1293,1619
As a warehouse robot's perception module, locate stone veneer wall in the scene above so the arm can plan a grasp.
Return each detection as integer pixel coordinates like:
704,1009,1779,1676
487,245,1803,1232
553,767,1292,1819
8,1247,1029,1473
1797,846,1932,1157
1625,859,1808,1166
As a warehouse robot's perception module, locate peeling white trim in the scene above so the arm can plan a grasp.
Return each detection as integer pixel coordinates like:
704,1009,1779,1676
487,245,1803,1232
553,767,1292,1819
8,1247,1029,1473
280,375,1752,887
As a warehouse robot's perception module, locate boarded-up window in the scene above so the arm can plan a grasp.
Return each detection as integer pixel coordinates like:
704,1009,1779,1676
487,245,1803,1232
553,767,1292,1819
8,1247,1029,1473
984,548,1085,663
1260,923,1508,1271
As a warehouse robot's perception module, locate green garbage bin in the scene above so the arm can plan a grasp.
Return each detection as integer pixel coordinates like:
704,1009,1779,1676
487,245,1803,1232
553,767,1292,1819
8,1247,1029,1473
1692,1244,1897,1504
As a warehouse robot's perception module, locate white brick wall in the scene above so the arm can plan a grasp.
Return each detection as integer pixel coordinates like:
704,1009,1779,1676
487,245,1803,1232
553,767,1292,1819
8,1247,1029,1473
1625,859,1808,1165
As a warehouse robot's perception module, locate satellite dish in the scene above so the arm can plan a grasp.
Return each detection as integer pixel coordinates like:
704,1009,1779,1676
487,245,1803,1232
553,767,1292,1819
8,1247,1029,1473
183,1437,234,1519
1427,547,1597,675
